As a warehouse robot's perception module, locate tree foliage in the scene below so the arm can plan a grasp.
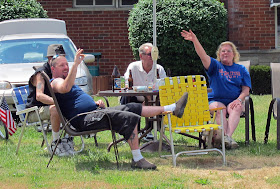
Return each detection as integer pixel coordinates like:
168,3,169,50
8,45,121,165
0,0,48,22
128,0,227,76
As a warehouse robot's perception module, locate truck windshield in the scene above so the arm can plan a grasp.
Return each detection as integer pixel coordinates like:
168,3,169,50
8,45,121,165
0,38,76,64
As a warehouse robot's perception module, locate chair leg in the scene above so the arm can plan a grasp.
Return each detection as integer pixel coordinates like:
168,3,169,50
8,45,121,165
105,113,119,168
158,118,165,156
36,110,51,154
110,130,119,168
16,121,27,154
220,109,226,166
74,136,85,154
249,97,256,141
245,96,250,145
264,99,276,144
41,138,45,148
107,138,126,152
277,99,280,150
93,133,98,147
47,129,65,168
167,114,176,167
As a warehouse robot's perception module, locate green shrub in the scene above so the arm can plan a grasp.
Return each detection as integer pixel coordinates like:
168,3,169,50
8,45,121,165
0,0,47,22
128,0,227,76
250,65,271,95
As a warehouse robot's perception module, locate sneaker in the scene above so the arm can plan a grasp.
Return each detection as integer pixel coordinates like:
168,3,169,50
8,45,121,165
131,158,157,170
139,132,153,142
224,135,232,150
173,92,188,118
61,136,75,155
230,137,239,149
37,124,52,132
146,132,154,140
51,139,70,157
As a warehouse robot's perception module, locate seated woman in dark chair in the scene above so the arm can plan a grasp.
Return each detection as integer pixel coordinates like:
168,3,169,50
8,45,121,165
181,29,251,149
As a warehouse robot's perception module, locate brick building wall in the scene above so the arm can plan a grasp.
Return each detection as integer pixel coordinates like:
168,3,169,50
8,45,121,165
227,0,275,50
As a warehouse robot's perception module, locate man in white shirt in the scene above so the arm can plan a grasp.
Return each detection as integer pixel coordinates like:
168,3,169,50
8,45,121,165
121,43,166,140
122,43,166,103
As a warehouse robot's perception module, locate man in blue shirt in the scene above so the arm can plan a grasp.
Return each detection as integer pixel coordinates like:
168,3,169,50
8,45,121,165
50,49,189,170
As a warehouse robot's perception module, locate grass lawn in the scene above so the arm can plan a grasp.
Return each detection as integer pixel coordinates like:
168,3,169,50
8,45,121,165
1,95,280,188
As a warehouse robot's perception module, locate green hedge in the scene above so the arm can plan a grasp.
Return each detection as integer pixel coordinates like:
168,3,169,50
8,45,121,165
250,65,271,95
128,0,227,76
0,0,47,22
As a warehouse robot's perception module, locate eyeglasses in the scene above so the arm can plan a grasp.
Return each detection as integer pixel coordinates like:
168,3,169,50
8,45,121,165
142,52,151,56
221,50,233,53
52,54,65,61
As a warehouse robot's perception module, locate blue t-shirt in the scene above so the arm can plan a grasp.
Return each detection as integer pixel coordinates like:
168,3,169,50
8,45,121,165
206,57,251,106
55,85,97,127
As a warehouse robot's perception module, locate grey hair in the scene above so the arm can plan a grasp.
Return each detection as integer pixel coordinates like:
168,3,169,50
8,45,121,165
138,43,153,54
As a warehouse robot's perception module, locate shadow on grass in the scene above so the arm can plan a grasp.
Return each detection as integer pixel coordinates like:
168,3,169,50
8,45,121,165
71,142,158,173
159,140,280,171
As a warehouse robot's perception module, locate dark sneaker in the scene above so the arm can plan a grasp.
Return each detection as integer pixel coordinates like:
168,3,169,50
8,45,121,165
51,139,70,157
131,158,157,170
213,140,222,149
173,92,188,118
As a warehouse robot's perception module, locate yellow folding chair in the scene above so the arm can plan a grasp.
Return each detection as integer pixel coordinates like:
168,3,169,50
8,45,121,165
158,75,226,166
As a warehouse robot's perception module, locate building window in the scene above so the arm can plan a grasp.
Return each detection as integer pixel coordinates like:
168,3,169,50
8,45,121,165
74,0,137,7
121,0,138,6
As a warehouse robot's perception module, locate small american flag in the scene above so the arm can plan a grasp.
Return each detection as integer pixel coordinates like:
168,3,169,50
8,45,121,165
0,97,16,136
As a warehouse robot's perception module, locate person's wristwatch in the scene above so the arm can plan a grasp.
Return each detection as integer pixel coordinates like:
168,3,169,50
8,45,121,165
237,98,242,103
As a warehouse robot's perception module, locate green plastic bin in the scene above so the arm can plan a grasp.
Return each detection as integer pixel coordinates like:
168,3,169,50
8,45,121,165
86,52,101,76
87,65,99,76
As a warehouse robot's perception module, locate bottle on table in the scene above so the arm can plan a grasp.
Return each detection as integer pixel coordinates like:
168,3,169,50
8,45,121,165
128,69,133,90
111,65,121,91
167,68,171,77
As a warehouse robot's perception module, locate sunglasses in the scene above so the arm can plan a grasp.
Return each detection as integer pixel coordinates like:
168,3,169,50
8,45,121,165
52,54,59,60
142,52,151,56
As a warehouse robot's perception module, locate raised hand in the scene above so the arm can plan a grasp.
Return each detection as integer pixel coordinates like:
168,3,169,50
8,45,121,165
74,48,85,65
181,29,197,42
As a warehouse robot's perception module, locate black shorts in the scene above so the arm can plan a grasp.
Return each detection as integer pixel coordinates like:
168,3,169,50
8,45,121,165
80,103,142,140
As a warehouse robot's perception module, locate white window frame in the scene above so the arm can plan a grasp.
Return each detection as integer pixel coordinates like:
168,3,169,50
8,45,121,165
73,0,137,8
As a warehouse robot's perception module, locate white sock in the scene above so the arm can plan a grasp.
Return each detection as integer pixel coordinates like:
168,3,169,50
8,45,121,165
52,131,60,142
132,149,143,162
164,103,176,112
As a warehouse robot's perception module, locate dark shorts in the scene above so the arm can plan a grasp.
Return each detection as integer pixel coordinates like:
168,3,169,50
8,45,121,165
80,103,142,140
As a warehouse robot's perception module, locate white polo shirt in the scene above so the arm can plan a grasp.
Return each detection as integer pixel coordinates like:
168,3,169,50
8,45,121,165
124,60,166,86
124,60,166,102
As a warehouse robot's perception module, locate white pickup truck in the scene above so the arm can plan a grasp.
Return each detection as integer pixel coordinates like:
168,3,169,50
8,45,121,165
0,18,94,112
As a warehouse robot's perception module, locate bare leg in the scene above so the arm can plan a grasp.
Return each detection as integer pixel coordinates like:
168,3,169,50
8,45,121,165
209,102,228,140
141,106,164,117
49,105,60,132
226,102,243,137
127,125,139,150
